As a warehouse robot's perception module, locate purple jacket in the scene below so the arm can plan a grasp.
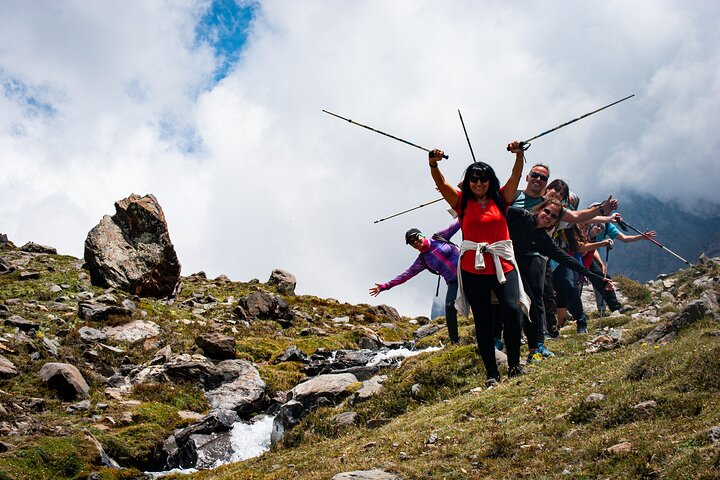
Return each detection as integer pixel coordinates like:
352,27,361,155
380,221,460,291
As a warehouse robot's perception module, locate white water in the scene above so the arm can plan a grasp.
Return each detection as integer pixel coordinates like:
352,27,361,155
366,345,443,367
214,414,274,467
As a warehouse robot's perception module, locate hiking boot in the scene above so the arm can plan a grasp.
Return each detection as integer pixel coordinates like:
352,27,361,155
577,325,588,334
494,337,504,351
527,352,543,365
508,365,525,378
485,377,500,388
537,344,555,357
545,329,560,339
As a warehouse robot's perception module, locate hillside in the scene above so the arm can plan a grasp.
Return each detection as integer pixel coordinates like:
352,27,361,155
0,238,719,479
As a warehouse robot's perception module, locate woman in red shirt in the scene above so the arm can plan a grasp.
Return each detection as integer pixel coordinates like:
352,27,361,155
428,141,526,387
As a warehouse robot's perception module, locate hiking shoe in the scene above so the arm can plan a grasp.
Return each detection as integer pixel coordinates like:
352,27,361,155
508,365,525,378
577,325,588,334
526,352,543,365
485,377,500,388
537,344,555,357
494,337,504,351
545,329,560,339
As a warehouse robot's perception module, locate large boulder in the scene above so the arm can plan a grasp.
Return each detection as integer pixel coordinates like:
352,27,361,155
38,363,90,400
268,269,297,295
84,194,181,297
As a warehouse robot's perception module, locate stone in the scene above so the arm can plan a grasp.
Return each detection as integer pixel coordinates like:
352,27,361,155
78,302,133,323
268,269,297,295
79,326,107,342
349,375,386,406
19,242,57,255
275,346,310,364
414,324,440,340
4,315,40,332
709,426,720,443
642,299,713,344
0,355,18,378
195,333,237,360
203,360,266,414
83,193,181,297
605,441,633,455
583,393,606,404
103,320,160,343
38,363,90,400
289,373,359,409
271,400,305,444
19,272,41,280
333,412,358,427
332,470,402,480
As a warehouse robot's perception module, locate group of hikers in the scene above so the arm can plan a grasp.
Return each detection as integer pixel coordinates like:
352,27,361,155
370,141,656,387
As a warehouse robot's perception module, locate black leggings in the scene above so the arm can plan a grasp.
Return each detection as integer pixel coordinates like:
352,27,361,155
461,268,522,377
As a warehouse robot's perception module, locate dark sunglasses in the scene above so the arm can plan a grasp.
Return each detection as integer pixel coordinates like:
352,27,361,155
542,208,559,220
530,171,549,182
409,235,422,244
469,175,489,184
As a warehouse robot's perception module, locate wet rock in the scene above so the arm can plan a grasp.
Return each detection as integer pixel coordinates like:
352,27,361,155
4,315,40,332
0,355,18,378
275,346,310,364
165,409,239,468
204,360,266,414
83,193,181,297
289,373,359,409
38,363,90,400
195,333,236,360
19,242,57,255
268,269,297,296
332,469,402,480
271,400,305,444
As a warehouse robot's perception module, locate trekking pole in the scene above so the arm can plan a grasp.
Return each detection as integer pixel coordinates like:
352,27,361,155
616,218,692,267
458,109,477,163
507,94,635,152
373,197,444,224
322,110,448,159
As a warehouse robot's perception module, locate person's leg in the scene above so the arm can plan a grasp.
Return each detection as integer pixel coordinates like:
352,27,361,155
567,271,587,333
461,271,498,381
444,281,459,343
491,269,523,376
553,265,571,329
543,259,559,336
518,257,538,353
589,259,622,312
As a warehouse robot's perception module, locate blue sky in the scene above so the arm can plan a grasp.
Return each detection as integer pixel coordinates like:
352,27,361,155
1,1,719,318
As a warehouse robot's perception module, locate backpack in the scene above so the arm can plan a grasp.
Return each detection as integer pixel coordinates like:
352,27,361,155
418,234,458,296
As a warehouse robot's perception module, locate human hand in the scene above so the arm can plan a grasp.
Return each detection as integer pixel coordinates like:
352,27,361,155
507,140,524,154
604,195,619,213
643,230,657,240
369,284,382,297
603,278,615,291
429,149,445,166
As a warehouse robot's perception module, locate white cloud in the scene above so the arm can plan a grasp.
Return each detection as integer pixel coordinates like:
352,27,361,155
1,0,719,317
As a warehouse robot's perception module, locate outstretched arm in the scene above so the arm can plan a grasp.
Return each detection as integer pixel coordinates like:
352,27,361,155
429,149,460,209
502,141,525,205
616,230,657,243
561,196,618,223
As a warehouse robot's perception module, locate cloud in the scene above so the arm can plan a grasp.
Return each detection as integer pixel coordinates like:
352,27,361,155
1,0,719,318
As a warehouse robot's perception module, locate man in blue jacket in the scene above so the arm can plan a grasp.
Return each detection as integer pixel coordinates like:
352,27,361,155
370,221,460,343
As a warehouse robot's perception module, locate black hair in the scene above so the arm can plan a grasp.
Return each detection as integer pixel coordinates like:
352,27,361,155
546,178,569,203
458,162,505,219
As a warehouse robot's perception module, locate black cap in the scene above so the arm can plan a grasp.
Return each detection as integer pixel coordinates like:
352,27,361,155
405,228,422,244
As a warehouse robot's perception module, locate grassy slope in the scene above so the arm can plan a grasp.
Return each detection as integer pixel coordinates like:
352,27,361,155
0,243,718,479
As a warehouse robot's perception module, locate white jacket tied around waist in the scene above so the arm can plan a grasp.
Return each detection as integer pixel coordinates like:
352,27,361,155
454,239,531,317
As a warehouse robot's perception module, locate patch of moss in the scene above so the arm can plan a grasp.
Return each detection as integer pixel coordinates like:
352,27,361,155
614,275,653,307
96,422,170,471
132,383,210,413
0,436,96,480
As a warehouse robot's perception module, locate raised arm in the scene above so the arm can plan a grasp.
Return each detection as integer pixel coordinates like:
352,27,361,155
429,149,460,209
502,141,525,205
561,196,618,223
616,230,657,243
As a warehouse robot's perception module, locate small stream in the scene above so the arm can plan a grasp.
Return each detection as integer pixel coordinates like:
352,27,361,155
147,344,442,477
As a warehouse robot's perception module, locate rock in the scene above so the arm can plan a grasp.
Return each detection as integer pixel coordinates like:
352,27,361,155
271,400,305,444
605,441,633,455
495,348,508,368
236,291,294,327
332,470,402,480
83,193,181,297
38,363,90,400
275,346,310,364
641,299,713,344
165,409,239,469
0,257,14,274
195,333,237,360
632,400,657,417
19,242,57,255
268,269,297,295
414,324,440,340
367,305,401,322
78,302,133,323
289,373,359,409
19,272,41,280
203,360,266,414
349,375,386,406
103,320,160,343
333,412,358,427
709,426,720,443
0,355,19,378
4,315,40,332
583,393,606,404
79,326,107,342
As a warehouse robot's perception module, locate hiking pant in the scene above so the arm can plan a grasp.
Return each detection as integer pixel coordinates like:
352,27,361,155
461,269,522,378
589,259,621,311
544,259,558,334
553,264,586,326
445,280,459,343
518,254,546,349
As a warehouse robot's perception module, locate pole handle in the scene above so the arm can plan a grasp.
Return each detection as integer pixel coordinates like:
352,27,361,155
506,141,530,152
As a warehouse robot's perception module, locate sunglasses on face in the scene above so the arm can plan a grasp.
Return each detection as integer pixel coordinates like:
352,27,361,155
542,208,559,220
410,236,422,244
530,171,549,182
469,175,490,184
